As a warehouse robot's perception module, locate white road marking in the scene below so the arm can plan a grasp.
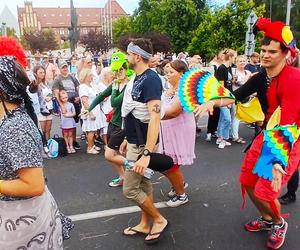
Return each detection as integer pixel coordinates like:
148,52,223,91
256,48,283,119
69,202,168,222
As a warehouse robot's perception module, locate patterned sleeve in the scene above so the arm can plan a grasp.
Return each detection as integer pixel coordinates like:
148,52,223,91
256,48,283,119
4,124,43,171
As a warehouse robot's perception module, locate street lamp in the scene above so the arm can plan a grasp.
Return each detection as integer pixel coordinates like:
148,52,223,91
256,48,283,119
286,0,292,25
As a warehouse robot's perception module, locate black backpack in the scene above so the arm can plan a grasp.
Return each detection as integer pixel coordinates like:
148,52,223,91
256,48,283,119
52,134,68,157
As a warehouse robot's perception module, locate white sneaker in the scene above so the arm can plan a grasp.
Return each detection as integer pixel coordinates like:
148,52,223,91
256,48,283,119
224,141,231,146
216,138,222,145
168,182,188,198
218,140,226,149
205,133,212,142
166,194,189,207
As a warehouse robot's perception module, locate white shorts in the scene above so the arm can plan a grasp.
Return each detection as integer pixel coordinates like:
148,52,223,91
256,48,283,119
37,113,53,121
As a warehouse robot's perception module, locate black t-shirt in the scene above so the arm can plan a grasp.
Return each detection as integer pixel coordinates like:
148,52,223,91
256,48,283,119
233,68,268,116
124,69,162,145
215,64,233,92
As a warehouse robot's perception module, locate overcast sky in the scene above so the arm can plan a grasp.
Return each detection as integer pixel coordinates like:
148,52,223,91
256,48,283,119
1,0,229,17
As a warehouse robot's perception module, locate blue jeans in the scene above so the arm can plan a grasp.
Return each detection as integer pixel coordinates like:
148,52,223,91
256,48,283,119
218,106,232,139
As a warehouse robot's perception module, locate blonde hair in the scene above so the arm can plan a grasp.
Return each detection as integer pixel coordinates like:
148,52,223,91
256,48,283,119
236,55,247,63
100,67,113,83
79,68,92,83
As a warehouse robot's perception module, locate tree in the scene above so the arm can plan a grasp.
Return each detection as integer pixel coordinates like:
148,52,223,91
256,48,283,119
188,0,265,59
132,0,200,53
254,0,300,42
144,32,171,53
0,27,17,38
23,28,58,53
112,16,134,45
80,30,109,51
114,33,139,52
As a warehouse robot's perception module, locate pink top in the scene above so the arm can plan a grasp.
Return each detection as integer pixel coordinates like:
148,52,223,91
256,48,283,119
159,92,196,166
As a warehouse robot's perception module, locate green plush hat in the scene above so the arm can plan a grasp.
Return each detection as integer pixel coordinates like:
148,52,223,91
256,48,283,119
111,51,127,72
110,51,134,79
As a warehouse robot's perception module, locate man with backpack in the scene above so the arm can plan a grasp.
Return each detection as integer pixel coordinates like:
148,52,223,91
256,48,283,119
52,61,81,150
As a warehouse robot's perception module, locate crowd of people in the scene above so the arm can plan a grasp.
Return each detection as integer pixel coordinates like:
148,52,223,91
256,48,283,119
1,16,300,249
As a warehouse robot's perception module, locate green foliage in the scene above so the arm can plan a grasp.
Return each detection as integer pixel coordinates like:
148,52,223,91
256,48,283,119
253,0,300,43
0,27,17,38
112,16,134,44
61,41,70,49
188,0,265,59
131,0,201,53
115,31,171,53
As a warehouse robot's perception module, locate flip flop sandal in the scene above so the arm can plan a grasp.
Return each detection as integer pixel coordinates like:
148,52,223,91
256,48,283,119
123,227,149,237
233,138,246,144
144,222,169,245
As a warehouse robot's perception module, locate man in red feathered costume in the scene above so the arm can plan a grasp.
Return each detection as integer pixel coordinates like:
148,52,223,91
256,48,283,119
195,18,300,249
238,18,300,250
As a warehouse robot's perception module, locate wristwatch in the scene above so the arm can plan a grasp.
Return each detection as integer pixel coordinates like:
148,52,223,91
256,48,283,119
142,149,151,156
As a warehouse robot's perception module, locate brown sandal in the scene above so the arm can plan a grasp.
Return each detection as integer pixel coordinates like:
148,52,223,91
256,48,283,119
123,227,149,237
144,222,169,245
232,137,246,144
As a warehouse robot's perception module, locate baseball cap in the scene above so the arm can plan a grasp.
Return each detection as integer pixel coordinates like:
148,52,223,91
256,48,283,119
59,61,68,68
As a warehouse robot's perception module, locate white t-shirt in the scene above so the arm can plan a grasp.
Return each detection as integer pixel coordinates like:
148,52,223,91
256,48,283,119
97,82,113,115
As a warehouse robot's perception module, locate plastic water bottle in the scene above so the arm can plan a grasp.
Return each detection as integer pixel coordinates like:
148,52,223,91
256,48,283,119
124,160,154,179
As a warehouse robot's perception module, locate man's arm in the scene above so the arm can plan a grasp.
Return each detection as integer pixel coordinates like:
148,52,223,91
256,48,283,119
133,99,161,175
144,99,161,152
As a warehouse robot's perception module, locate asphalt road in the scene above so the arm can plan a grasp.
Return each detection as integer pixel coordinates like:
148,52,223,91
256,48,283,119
44,118,300,250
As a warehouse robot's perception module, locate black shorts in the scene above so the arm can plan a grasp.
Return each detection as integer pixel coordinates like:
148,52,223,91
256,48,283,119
107,123,125,150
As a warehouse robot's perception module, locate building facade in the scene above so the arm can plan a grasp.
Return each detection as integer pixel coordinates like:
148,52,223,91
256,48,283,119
17,1,128,39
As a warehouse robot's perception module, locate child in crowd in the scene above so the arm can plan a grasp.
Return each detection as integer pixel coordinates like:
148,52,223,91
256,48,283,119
59,90,76,154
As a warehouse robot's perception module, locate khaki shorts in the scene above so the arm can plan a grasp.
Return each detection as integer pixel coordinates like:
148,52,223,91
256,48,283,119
123,143,153,205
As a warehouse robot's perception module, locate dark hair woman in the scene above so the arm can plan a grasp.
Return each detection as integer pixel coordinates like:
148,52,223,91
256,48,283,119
0,38,73,249
160,59,196,207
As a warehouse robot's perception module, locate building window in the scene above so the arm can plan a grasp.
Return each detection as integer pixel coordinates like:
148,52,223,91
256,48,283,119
59,14,62,17
43,14,47,17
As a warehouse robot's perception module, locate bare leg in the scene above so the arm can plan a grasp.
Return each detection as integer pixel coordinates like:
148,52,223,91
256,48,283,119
164,168,184,195
44,120,52,141
105,146,126,166
63,134,69,149
124,194,153,235
68,131,74,149
86,131,95,150
39,120,46,138
141,195,168,240
105,147,125,179
245,186,281,222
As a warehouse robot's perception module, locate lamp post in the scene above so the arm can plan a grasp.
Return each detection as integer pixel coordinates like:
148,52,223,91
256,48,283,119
286,0,292,25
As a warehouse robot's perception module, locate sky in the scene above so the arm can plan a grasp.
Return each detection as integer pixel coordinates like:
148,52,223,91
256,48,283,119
0,0,230,18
